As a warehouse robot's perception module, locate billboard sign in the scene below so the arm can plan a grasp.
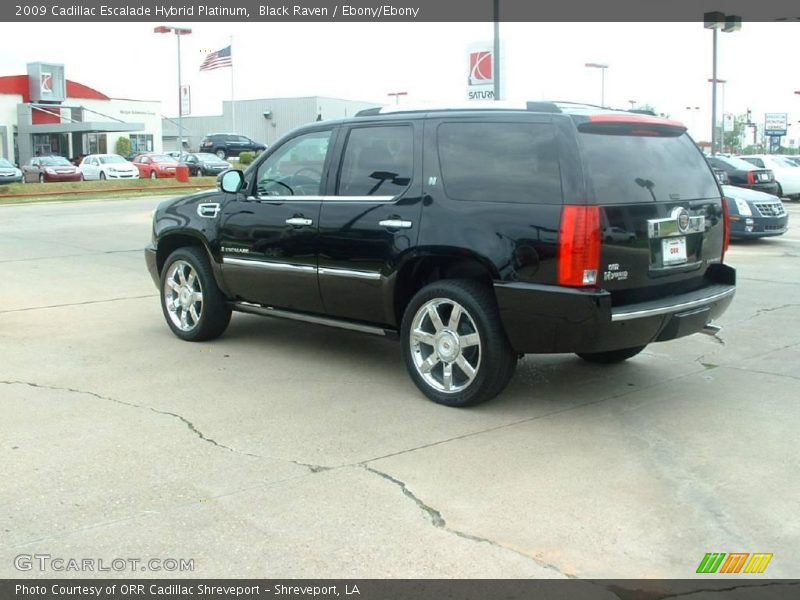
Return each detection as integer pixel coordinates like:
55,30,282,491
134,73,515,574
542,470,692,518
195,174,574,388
764,113,787,136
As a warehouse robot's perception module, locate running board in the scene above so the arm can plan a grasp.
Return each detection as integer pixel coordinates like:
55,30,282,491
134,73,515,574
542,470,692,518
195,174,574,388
231,302,396,338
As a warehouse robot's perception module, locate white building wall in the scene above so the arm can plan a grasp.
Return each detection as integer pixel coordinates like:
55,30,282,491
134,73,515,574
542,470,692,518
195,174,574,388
81,97,162,154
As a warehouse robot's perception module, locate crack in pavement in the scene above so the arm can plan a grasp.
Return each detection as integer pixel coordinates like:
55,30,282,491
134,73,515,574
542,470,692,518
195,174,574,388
361,464,572,578
737,303,800,325
0,295,158,314
0,380,327,474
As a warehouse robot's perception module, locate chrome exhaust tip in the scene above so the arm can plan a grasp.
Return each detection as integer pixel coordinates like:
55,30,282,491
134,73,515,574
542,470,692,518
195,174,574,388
701,324,722,336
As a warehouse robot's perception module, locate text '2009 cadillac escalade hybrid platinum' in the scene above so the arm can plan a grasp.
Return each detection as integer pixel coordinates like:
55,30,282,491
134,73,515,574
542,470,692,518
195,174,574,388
144,102,736,407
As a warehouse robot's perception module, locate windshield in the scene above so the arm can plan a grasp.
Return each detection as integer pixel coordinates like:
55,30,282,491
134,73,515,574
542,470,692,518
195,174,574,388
99,155,127,164
150,155,174,163
40,156,72,166
0,158,14,168
775,157,798,168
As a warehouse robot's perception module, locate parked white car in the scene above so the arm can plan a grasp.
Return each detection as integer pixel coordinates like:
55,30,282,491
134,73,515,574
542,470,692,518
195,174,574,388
738,155,800,199
79,154,139,180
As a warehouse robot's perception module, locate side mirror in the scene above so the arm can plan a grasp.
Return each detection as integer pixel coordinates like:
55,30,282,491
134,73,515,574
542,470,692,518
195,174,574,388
219,169,244,193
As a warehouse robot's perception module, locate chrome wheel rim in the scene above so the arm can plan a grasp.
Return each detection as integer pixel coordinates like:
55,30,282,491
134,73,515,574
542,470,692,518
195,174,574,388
164,260,203,332
410,298,481,394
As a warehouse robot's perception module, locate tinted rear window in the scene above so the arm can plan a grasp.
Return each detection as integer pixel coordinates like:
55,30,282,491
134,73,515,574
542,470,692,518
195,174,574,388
437,122,562,204
580,132,719,204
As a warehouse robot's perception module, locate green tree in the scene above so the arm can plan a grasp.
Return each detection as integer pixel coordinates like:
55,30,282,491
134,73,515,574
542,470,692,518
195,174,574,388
115,137,132,157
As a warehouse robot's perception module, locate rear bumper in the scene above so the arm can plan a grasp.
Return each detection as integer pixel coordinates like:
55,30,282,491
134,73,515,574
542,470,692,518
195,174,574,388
495,264,736,354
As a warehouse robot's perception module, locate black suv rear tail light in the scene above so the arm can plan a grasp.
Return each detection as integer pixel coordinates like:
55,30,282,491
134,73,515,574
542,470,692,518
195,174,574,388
558,205,601,287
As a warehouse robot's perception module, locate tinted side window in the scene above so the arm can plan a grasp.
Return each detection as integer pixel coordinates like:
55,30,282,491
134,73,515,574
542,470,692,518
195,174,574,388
255,130,332,196
580,132,719,203
337,125,413,196
436,122,562,204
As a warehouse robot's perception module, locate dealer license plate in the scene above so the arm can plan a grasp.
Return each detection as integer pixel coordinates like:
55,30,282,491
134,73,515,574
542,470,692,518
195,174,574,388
662,236,687,265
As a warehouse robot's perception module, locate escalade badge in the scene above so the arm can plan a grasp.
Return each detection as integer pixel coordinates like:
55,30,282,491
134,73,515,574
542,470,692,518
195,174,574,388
672,207,691,233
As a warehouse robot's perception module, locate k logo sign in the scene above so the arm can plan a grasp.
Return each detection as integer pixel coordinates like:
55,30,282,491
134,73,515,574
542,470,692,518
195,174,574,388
469,51,493,86
40,73,52,95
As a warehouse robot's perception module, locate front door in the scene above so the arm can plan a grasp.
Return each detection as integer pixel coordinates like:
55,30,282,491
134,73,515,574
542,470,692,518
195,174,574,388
317,121,423,325
218,128,335,313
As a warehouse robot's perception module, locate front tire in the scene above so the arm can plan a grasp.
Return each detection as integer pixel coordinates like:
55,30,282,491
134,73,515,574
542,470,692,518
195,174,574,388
38,174,45,183
577,345,647,364
99,172,106,180
150,170,157,180
160,247,231,342
401,279,516,407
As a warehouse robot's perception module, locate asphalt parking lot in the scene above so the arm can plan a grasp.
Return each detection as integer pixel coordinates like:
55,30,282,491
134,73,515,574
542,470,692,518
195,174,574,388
1,196,798,579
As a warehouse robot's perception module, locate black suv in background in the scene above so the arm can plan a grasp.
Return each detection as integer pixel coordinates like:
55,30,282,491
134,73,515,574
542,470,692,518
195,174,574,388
199,133,267,159
145,103,736,407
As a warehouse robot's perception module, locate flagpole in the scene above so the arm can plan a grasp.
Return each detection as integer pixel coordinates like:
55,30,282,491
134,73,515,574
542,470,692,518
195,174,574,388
230,35,235,133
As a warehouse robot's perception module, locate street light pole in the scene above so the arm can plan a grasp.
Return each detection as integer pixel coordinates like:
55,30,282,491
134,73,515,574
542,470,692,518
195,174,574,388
704,12,740,157
585,63,609,107
154,26,192,158
708,78,726,153
493,0,500,101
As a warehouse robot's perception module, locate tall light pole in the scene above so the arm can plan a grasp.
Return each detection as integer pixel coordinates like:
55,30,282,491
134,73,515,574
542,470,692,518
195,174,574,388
628,100,637,110
155,25,192,157
493,0,500,101
585,63,609,107
704,12,740,156
708,78,727,153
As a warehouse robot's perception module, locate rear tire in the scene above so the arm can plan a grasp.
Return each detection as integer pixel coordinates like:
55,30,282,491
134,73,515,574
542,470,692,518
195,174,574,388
99,172,106,180
776,184,784,199
401,279,516,407
215,149,226,160
38,174,44,183
160,246,231,342
150,170,157,180
577,345,647,364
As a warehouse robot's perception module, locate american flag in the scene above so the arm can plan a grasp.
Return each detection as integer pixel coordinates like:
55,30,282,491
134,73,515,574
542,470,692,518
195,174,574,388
199,45,232,71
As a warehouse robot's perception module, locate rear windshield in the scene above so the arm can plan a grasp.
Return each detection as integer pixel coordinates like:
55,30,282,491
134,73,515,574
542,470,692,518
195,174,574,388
580,132,719,204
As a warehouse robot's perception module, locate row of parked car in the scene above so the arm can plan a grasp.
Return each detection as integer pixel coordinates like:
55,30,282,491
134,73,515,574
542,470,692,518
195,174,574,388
708,154,794,239
0,152,232,184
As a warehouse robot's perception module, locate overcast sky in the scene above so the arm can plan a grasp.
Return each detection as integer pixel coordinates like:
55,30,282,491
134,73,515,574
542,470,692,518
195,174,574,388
1,21,798,143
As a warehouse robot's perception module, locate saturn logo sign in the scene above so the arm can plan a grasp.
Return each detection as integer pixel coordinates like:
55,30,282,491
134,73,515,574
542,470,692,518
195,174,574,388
469,51,493,86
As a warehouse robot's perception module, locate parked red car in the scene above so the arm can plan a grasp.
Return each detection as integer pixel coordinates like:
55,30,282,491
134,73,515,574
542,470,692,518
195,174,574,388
131,154,180,179
22,155,82,183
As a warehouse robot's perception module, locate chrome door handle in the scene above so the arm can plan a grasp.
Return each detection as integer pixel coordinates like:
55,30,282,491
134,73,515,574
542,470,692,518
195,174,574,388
285,217,313,226
379,219,413,229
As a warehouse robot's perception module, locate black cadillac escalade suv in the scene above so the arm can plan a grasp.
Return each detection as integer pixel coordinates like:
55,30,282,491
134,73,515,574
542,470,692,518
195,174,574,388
145,102,736,407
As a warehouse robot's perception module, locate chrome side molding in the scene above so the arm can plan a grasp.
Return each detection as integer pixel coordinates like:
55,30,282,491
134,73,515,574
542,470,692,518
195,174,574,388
232,302,393,336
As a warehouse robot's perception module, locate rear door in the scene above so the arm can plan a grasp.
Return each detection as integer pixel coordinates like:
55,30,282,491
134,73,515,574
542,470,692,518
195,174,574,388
317,120,422,325
576,116,724,300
